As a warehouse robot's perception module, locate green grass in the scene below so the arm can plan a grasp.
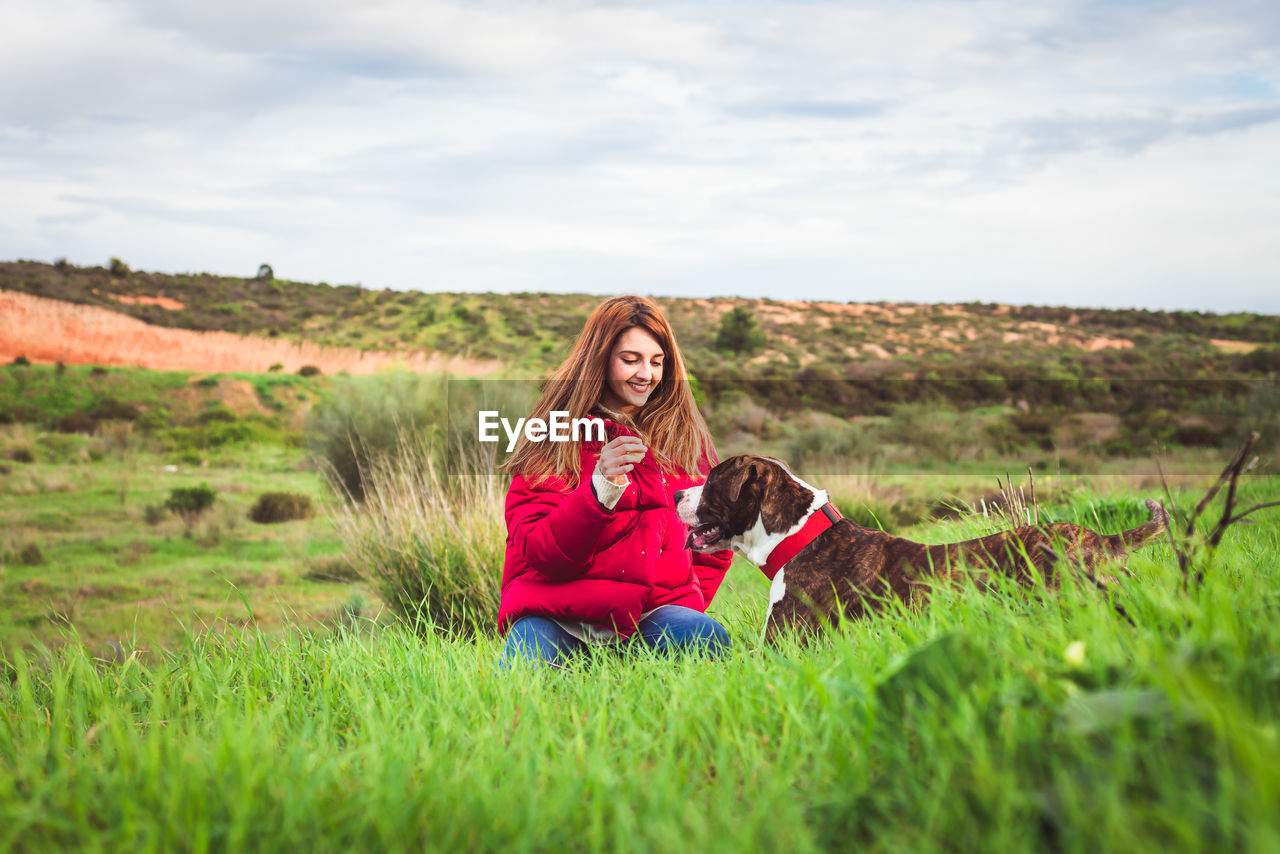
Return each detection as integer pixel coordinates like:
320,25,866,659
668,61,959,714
0,440,366,657
2,475,1278,851
0,363,326,426
1,359,1278,849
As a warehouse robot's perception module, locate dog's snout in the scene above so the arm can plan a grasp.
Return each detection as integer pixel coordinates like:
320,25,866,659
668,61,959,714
673,489,685,506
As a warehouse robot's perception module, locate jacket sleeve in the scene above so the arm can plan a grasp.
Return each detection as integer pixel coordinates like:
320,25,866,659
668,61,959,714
506,471,618,582
692,548,733,605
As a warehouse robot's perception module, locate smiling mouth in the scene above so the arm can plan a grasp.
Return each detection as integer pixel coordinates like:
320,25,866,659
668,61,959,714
685,522,722,550
627,381,650,394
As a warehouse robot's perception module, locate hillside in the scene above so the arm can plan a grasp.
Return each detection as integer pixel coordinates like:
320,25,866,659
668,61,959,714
4,259,1277,371
3,259,1279,459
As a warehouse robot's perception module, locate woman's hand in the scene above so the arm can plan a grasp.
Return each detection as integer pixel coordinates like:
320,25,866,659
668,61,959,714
596,436,648,486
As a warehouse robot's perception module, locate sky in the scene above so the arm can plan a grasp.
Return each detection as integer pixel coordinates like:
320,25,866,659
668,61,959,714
2,0,1279,313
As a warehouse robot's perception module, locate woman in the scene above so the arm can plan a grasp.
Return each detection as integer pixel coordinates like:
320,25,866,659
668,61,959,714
498,295,734,667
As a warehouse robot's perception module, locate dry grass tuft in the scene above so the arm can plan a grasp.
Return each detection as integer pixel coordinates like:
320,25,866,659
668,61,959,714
326,431,506,637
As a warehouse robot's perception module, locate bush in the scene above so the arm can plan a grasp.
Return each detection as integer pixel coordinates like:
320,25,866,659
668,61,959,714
303,554,361,583
715,306,766,354
164,484,216,532
109,257,130,277
5,445,35,464
56,413,99,434
268,363,284,373
306,372,448,501
137,408,171,432
90,397,140,421
197,405,237,424
248,492,314,524
297,365,322,377
327,432,503,637
18,542,44,566
143,504,166,526
10,355,31,367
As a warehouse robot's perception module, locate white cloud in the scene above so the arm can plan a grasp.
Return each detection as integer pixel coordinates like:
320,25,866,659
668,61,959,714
2,0,1278,311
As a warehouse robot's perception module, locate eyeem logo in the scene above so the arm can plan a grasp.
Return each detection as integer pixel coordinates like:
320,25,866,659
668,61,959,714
479,411,605,452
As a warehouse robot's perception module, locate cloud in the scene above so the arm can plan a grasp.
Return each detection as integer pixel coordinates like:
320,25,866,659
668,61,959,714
1,0,1278,312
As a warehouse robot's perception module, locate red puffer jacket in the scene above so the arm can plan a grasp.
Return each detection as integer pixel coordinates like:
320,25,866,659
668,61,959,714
498,419,733,636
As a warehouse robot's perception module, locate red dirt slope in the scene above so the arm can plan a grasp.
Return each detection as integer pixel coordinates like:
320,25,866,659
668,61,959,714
0,289,499,375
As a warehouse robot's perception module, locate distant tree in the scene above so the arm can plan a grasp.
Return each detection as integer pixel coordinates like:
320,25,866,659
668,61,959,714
165,484,217,535
714,306,767,354
109,257,130,277
256,264,274,281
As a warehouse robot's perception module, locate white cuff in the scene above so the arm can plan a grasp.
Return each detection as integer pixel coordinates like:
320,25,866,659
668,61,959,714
591,467,627,510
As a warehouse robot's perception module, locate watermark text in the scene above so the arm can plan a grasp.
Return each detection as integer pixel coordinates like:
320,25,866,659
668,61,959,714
478,410,605,452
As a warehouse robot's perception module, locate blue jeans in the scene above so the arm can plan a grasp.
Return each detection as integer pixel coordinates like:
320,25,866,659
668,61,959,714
500,606,731,669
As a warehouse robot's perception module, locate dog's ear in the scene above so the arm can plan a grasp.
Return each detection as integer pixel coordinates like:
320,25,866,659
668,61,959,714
727,458,766,504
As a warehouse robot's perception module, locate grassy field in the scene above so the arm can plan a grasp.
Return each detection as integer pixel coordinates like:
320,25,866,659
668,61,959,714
2,338,1279,848
0,438,371,657
0,365,368,658
3,442,1279,850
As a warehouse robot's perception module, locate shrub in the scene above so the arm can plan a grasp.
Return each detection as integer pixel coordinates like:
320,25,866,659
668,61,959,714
268,362,284,373
137,408,171,432
327,432,503,637
306,372,448,501
164,483,217,532
303,554,361,583
143,504,166,526
18,542,44,566
10,355,31,367
90,366,108,377
56,413,99,434
90,396,141,421
248,492,314,524
715,306,766,354
197,405,237,424
5,446,35,464
297,365,321,377
109,257,130,277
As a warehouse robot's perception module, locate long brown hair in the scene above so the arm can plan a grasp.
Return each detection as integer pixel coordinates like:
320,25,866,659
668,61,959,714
503,295,715,485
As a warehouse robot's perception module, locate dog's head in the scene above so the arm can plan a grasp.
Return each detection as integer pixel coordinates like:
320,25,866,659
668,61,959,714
675,454,820,553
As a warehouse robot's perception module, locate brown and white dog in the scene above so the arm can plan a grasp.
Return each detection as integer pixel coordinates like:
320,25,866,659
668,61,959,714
675,455,1169,642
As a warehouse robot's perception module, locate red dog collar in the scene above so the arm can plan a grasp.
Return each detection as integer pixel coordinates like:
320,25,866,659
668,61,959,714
761,502,842,579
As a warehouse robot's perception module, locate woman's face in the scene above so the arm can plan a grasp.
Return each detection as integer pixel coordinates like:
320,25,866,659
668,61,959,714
601,326,665,415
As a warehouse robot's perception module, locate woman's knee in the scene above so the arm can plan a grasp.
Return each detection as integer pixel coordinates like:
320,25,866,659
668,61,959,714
640,607,731,657
500,616,577,668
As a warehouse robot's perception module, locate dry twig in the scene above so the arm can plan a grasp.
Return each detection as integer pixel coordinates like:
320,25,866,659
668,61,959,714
1158,431,1280,589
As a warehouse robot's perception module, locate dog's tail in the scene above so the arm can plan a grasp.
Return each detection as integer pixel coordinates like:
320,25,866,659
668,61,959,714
1105,499,1169,554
